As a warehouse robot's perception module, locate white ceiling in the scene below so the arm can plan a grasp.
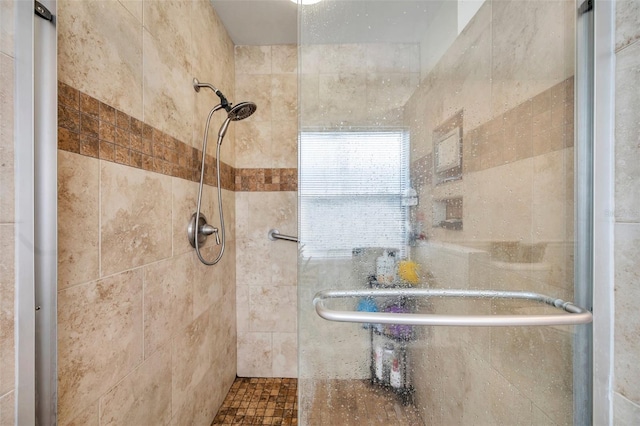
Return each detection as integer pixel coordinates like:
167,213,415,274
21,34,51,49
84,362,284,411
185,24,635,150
210,0,444,46
210,0,298,46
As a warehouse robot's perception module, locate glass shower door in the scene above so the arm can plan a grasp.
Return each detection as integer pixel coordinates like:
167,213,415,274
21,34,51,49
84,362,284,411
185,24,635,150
297,0,592,424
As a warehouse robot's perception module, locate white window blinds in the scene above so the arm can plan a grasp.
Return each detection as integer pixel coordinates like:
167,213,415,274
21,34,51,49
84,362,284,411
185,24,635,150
299,130,410,258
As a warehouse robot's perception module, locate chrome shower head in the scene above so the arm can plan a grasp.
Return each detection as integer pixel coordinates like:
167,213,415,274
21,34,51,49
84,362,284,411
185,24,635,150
227,102,257,121
217,102,257,143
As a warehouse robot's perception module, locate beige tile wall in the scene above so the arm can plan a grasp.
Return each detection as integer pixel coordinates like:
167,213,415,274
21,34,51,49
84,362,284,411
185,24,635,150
614,1,640,421
57,1,237,424
297,258,372,381
409,77,575,295
234,46,299,378
404,1,577,424
235,190,298,378
235,45,297,169
0,0,15,423
412,243,575,425
57,152,238,426
405,0,574,255
299,43,420,129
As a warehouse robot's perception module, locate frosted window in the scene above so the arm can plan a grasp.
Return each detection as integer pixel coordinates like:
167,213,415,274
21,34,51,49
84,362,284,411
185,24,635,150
299,130,409,258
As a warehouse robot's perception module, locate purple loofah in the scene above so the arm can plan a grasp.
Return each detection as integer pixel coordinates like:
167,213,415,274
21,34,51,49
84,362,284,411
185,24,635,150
384,304,414,340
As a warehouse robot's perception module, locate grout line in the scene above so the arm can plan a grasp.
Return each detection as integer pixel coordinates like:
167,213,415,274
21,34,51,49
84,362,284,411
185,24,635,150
614,37,640,55
115,0,140,25
58,261,151,293
615,392,640,410
98,156,102,279
141,260,145,362
141,2,145,124
171,177,175,259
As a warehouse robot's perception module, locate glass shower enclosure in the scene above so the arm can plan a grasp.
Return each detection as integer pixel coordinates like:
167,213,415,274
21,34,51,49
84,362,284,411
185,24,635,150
297,0,593,424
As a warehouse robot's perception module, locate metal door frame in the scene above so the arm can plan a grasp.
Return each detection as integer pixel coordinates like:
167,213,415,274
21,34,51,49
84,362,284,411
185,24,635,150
15,0,58,423
591,0,616,424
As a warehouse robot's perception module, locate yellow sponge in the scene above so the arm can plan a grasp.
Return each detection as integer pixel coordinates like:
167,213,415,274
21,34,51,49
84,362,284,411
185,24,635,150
397,260,420,285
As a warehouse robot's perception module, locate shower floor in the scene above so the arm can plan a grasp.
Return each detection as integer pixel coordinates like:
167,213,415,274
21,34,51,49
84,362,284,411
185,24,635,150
213,378,422,425
212,378,298,425
303,379,423,425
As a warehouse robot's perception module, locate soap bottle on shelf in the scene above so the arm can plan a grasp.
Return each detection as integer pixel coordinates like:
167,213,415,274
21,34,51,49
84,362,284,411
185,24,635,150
374,343,384,381
382,343,395,383
390,353,403,388
376,250,396,284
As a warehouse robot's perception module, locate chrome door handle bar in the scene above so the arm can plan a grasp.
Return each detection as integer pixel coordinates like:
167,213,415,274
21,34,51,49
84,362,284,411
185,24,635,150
313,288,593,327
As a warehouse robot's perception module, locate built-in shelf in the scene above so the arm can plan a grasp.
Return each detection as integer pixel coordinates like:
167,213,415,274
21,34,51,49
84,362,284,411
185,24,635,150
433,197,463,231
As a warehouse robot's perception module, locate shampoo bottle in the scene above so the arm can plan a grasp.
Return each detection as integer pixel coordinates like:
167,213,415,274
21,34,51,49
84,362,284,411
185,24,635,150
374,344,384,381
390,355,403,388
376,250,396,284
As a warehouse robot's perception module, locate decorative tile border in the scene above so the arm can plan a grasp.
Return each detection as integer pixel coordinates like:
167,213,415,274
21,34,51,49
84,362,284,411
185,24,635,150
463,77,574,174
235,168,298,192
411,76,575,182
57,82,296,192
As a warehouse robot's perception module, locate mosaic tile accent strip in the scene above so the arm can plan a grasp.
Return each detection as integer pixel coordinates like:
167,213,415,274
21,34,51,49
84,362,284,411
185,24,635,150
58,82,296,192
213,377,298,425
463,77,574,174
235,168,298,192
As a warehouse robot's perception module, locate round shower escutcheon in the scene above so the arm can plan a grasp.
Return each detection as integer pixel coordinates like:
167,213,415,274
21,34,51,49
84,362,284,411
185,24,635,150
187,212,218,248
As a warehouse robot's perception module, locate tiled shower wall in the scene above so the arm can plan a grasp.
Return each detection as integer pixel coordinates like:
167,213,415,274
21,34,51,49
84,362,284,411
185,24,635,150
404,1,576,424
0,0,15,424
405,0,575,248
56,1,237,424
234,45,299,378
613,0,640,422
299,43,420,128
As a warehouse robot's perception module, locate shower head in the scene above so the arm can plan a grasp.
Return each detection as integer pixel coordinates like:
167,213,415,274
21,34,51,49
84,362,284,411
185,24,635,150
217,102,257,143
228,102,257,121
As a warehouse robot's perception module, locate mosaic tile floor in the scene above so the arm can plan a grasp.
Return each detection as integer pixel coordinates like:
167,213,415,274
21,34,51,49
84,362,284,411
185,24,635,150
214,377,423,425
212,378,298,425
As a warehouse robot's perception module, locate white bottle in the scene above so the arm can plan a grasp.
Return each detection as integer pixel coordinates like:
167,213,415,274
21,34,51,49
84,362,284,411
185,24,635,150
376,250,396,284
390,356,403,388
374,345,384,380
382,343,395,384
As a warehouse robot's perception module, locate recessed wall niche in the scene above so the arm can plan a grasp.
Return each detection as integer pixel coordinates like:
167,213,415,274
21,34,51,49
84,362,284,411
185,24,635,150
433,110,463,185
432,111,463,230
433,197,463,230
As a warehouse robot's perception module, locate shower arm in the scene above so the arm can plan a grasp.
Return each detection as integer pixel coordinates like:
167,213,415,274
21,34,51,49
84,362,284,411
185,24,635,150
193,78,230,111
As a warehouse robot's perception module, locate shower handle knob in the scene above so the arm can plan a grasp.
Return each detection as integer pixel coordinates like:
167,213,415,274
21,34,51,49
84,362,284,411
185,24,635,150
200,223,216,235
187,212,220,247
201,224,220,245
